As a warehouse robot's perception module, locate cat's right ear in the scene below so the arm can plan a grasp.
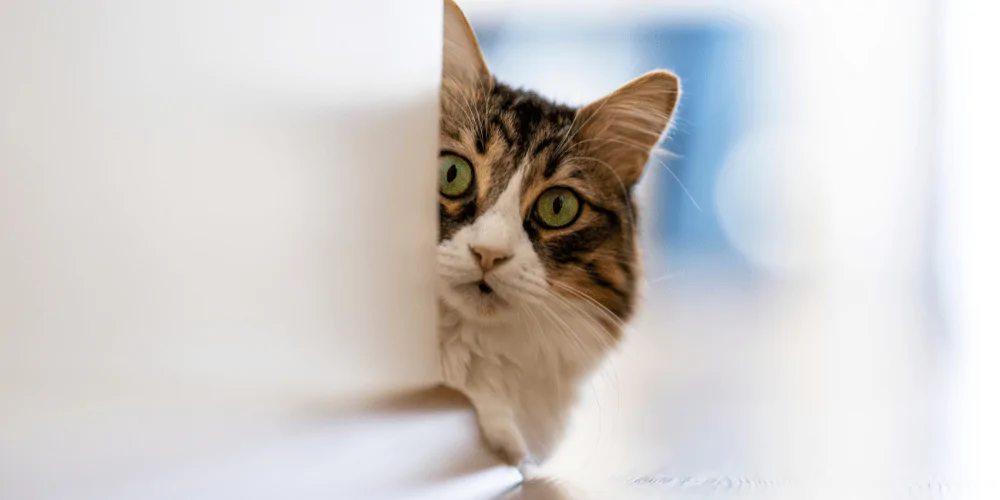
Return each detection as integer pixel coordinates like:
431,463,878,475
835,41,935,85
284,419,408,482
443,0,491,89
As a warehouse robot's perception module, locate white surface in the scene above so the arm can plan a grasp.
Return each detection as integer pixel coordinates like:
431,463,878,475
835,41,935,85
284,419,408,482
0,1,443,497
940,1,1000,497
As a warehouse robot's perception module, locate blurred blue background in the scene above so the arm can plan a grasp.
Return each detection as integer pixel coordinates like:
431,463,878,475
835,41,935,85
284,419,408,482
464,3,963,495
476,19,754,277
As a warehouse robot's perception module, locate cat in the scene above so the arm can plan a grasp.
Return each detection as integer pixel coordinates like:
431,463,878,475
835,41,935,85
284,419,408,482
436,0,680,470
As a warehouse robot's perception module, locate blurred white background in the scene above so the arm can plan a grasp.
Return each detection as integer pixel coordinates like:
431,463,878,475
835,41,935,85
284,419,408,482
461,0,998,498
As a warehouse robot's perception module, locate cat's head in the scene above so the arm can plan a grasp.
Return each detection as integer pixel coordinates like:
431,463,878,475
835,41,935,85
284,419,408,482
437,0,679,336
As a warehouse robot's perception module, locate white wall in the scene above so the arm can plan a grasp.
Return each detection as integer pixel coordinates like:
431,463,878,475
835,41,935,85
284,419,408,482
0,1,442,497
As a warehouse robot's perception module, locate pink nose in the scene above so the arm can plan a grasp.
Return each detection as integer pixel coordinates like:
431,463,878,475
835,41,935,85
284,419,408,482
469,244,512,273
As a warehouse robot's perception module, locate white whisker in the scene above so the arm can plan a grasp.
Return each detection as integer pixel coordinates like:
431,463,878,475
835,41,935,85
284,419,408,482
647,270,686,284
570,137,702,213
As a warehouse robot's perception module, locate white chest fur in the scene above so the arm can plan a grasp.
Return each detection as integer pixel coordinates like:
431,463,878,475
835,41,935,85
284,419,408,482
438,299,616,463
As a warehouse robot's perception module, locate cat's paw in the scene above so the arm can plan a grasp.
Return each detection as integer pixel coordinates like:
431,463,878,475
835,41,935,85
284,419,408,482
479,417,528,466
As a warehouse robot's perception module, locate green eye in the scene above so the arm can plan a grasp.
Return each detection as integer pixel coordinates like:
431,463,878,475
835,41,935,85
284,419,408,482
439,154,474,198
535,188,581,229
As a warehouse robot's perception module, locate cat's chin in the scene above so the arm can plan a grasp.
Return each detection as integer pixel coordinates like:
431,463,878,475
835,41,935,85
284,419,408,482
440,281,518,325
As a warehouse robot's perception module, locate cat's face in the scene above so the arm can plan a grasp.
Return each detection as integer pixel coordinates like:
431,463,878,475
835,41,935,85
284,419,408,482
436,83,640,328
437,0,679,334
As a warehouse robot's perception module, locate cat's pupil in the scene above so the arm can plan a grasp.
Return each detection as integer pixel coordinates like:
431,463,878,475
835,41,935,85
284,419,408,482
447,165,457,183
552,196,563,214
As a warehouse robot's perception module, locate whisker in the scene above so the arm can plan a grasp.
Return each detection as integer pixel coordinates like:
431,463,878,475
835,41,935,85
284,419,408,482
568,137,702,213
548,280,628,332
441,92,478,138
539,289,621,387
544,289,616,353
448,82,486,146
556,92,611,157
534,301,594,369
536,290,621,471
523,304,561,403
647,270,686,285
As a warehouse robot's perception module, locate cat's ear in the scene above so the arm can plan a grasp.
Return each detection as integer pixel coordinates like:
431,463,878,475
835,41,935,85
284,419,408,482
574,70,680,186
443,0,491,89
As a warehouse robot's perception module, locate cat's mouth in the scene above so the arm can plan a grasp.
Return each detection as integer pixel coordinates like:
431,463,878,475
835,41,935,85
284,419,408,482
455,279,500,297
448,279,510,319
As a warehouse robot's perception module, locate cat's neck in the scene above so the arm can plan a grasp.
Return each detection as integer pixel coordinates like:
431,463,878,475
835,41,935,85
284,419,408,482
438,299,617,371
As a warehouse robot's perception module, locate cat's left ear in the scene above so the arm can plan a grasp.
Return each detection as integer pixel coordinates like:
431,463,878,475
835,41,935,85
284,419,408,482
443,0,491,89
574,70,680,187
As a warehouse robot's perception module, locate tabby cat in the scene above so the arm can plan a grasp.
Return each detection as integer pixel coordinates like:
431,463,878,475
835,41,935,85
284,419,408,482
437,0,680,469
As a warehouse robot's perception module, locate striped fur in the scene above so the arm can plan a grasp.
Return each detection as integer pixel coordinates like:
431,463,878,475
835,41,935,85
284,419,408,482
439,77,657,325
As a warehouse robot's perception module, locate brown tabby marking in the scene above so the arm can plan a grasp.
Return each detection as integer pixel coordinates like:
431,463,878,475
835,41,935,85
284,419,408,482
439,81,645,329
